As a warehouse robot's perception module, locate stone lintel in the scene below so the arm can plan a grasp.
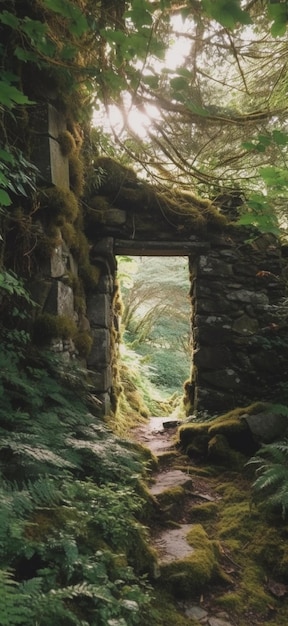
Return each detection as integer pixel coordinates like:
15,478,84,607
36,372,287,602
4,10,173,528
114,239,210,256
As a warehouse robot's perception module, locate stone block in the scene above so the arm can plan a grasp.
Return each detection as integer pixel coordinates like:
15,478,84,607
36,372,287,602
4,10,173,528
90,237,116,273
198,255,233,278
87,328,111,367
95,392,111,417
243,411,288,444
232,314,259,336
87,293,111,328
194,346,232,369
50,245,67,278
89,366,112,392
200,368,241,390
30,103,69,188
44,281,74,317
194,315,232,345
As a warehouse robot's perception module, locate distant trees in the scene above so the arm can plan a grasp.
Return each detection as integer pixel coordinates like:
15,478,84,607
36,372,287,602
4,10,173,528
119,256,192,394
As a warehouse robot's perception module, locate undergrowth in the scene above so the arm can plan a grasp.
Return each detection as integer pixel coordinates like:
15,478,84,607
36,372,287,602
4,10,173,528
0,271,156,626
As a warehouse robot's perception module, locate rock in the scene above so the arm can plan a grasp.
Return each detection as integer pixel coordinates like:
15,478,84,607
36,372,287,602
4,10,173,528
243,411,288,444
183,604,208,620
208,617,233,626
150,470,193,495
153,524,194,563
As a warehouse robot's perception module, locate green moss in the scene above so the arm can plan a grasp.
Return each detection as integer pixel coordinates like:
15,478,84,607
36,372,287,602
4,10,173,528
39,187,79,224
36,225,63,257
58,130,76,156
190,501,218,521
127,525,158,577
178,422,209,448
156,486,186,517
33,313,77,345
160,524,218,597
147,590,200,625
208,434,245,468
73,330,93,358
60,221,78,246
71,230,90,264
69,154,85,196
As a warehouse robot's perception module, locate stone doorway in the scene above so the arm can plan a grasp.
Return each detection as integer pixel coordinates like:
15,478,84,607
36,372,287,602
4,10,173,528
116,254,192,407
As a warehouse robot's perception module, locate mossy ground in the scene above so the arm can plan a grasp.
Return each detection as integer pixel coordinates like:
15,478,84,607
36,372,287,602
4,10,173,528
131,408,288,626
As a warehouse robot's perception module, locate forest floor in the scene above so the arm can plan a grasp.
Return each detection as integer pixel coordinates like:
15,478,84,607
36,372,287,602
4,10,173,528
131,416,288,626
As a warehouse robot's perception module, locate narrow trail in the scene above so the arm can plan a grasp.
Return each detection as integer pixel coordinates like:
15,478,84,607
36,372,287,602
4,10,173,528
131,416,236,626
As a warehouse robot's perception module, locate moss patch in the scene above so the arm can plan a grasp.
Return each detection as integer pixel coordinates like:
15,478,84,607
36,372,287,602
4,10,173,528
160,524,219,598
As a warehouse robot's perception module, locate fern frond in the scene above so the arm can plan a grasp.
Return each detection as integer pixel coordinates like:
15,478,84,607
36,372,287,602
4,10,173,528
252,465,288,492
0,569,32,625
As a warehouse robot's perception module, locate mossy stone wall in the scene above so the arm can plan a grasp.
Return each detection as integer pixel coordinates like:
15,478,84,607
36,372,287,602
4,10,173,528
28,111,288,418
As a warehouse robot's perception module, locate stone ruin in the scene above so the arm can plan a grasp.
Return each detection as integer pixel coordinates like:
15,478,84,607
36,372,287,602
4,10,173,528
29,103,288,418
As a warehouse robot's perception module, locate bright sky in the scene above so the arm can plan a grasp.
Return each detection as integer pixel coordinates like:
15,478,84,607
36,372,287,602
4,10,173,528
92,15,191,139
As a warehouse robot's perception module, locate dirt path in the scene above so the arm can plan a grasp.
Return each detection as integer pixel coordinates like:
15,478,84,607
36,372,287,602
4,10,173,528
131,416,236,626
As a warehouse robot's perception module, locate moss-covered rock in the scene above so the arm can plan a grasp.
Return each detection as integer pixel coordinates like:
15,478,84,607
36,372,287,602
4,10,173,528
160,524,219,598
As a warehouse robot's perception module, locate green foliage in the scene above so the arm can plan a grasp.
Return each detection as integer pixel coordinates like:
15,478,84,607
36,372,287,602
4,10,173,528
119,257,191,395
0,275,155,625
247,436,288,519
268,1,288,36
0,148,39,209
202,0,251,29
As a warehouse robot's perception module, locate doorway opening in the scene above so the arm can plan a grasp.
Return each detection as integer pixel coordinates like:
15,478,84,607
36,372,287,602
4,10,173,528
116,255,192,425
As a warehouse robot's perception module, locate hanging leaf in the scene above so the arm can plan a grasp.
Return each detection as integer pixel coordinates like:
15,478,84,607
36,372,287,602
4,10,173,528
202,0,252,29
268,3,288,37
43,0,88,36
124,0,153,28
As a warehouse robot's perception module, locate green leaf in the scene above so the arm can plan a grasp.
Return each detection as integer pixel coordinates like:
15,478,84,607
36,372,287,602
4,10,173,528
170,76,189,91
14,47,38,63
43,0,88,36
202,0,252,29
268,3,288,37
0,149,14,164
0,81,32,108
0,10,19,28
272,130,288,145
0,189,11,206
124,0,153,27
142,75,159,89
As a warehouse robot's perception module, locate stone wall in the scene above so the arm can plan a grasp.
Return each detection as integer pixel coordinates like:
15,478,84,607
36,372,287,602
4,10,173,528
189,230,287,415
27,111,288,419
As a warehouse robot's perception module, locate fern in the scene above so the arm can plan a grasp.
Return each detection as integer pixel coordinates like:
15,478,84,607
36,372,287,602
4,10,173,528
247,439,288,518
0,569,32,625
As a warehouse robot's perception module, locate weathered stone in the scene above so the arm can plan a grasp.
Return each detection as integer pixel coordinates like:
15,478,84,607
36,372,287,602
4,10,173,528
87,293,111,328
195,387,235,414
194,315,232,345
150,470,193,496
30,103,69,188
89,367,112,392
90,237,116,273
183,605,208,620
198,255,233,277
226,290,269,305
44,281,74,317
89,203,127,225
28,280,53,309
87,328,111,367
92,392,111,417
194,346,232,369
208,617,233,626
50,245,67,278
200,368,241,390
243,411,288,443
232,314,259,335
